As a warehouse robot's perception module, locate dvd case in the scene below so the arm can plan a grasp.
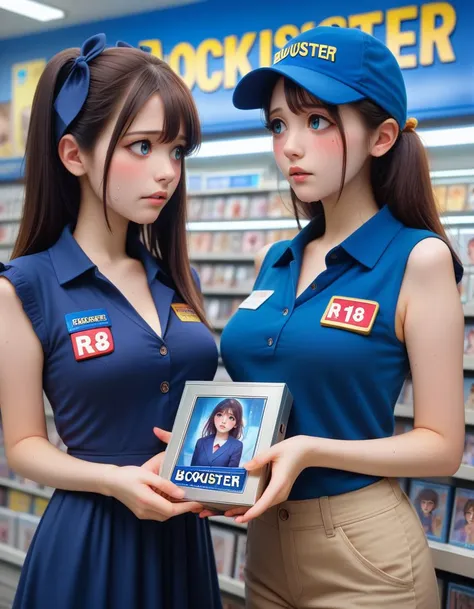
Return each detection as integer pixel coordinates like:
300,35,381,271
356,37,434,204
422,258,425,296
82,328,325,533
160,381,293,510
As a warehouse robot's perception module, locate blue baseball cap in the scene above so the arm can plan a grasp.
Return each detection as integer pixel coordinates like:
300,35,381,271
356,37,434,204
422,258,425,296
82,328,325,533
233,26,407,129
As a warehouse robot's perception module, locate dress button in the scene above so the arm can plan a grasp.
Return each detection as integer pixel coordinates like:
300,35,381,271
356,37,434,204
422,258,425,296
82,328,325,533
311,283,317,290
267,338,274,347
279,509,289,521
160,381,170,394
282,308,289,316
159,346,168,356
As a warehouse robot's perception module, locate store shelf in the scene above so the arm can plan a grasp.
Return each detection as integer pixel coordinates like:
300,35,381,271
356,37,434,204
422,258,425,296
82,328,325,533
212,320,227,331
188,185,283,197
453,464,474,482
464,355,474,371
0,543,25,569
394,404,474,427
218,574,245,599
187,218,301,232
429,540,474,579
191,253,255,263
203,287,250,297
0,477,52,499
210,515,248,530
464,303,474,317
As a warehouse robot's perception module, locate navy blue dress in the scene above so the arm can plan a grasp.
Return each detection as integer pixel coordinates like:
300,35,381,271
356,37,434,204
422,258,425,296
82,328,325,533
0,226,222,609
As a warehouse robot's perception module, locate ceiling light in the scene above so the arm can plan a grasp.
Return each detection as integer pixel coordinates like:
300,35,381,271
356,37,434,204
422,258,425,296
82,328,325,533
0,0,65,22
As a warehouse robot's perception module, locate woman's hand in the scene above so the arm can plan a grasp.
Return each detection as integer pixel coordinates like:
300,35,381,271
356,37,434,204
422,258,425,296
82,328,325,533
104,427,203,521
226,436,311,524
104,465,203,521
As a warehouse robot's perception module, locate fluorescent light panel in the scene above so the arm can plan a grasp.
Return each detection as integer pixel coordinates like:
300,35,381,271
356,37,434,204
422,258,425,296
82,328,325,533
0,0,64,22
187,219,302,232
194,126,474,159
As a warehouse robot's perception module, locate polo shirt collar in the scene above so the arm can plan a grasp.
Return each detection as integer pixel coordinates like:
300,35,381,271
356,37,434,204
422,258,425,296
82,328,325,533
273,205,403,269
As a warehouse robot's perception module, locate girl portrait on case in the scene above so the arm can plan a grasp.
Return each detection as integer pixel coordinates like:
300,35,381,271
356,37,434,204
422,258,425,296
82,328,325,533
191,398,244,468
414,488,442,537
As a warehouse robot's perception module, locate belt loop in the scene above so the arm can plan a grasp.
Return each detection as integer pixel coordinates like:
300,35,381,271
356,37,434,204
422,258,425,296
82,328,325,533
319,496,335,538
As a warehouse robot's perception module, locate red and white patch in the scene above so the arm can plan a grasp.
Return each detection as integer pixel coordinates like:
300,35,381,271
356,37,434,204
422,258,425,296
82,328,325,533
321,296,379,335
71,327,114,361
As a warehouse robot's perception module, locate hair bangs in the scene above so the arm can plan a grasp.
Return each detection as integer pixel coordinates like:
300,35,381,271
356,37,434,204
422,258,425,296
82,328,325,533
283,78,332,115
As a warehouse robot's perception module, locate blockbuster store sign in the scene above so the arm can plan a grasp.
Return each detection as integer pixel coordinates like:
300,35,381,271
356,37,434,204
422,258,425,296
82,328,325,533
0,0,472,135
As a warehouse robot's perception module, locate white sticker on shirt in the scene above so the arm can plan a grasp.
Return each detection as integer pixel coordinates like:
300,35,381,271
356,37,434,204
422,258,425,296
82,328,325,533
238,290,274,310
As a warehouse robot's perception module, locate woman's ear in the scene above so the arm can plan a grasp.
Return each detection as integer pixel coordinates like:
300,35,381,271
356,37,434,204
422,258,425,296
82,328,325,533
58,134,87,176
370,118,399,158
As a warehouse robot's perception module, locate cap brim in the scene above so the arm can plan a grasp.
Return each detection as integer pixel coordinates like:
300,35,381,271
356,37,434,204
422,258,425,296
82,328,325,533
233,64,365,110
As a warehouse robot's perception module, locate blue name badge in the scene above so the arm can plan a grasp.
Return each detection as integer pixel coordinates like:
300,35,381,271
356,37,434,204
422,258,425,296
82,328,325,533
65,309,111,334
171,466,247,494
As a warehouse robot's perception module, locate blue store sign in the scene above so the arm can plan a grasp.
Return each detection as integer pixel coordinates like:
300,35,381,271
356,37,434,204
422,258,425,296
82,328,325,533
0,0,472,138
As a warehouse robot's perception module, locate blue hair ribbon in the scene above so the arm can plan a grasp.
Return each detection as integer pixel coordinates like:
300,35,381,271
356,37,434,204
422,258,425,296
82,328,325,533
53,34,151,143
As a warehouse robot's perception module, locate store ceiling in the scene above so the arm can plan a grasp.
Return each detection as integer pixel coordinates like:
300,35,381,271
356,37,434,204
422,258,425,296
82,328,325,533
0,0,200,40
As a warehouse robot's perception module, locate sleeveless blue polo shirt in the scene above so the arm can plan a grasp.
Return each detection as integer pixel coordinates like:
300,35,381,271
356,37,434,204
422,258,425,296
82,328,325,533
221,205,462,501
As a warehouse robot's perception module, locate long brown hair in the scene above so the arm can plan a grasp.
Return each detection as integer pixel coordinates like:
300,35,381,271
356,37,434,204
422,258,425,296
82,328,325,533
202,398,244,440
264,78,460,266
13,45,210,327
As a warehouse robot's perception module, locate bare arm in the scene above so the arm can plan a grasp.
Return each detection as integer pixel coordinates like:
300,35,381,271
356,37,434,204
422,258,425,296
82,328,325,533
0,278,200,520
302,238,465,478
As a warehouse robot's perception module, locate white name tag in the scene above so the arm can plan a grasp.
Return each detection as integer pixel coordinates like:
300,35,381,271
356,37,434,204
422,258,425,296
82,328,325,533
238,290,274,310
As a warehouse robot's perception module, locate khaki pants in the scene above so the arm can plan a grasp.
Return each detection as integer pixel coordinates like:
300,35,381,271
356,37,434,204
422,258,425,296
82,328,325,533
245,478,438,609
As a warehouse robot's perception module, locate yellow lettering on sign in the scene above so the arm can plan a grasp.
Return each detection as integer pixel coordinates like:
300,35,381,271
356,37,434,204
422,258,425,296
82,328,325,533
138,39,163,59
196,38,223,92
168,42,196,89
386,6,418,68
420,2,456,66
301,21,316,33
140,3,458,93
318,16,347,27
259,29,273,67
274,24,299,49
224,33,256,89
348,11,383,35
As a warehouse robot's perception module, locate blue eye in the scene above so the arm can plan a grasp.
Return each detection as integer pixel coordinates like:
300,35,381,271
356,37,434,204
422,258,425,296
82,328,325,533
270,119,285,135
309,115,331,131
172,146,183,161
130,140,151,156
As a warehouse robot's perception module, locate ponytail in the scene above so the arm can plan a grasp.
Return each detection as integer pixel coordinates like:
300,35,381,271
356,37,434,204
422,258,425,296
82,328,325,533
356,99,460,267
371,128,453,245
12,50,80,259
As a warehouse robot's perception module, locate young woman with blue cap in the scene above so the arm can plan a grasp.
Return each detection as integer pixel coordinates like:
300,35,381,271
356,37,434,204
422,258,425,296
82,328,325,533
219,25,465,608
0,34,222,608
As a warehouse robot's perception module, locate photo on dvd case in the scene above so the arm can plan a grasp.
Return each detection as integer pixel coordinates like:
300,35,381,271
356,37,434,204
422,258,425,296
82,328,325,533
463,431,474,467
464,378,474,411
449,487,474,550
447,582,474,608
171,396,267,493
408,480,453,542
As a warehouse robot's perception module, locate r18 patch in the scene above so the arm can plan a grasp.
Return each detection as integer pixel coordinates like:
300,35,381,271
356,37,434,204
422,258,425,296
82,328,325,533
321,296,379,335
71,328,114,361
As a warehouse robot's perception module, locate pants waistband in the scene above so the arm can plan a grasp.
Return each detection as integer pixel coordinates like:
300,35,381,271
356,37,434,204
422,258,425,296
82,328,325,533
260,478,402,535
